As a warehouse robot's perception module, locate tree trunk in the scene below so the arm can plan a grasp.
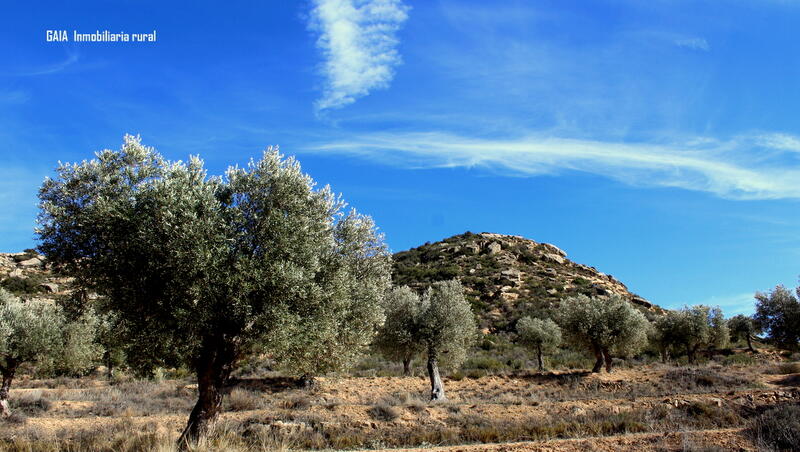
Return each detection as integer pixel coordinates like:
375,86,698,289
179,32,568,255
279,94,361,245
591,344,604,373
0,359,18,418
602,348,613,373
402,357,412,376
536,345,544,371
687,344,696,364
177,336,238,448
427,352,446,401
746,335,755,352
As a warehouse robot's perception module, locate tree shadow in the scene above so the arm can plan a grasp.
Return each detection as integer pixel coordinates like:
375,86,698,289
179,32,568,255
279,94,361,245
226,376,298,394
515,370,592,384
773,374,800,387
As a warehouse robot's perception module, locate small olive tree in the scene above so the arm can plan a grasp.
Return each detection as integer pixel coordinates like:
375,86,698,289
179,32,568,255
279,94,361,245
754,285,800,350
374,286,425,375
728,314,760,352
653,305,729,364
417,280,476,401
37,136,391,443
0,289,100,416
557,294,649,373
516,317,561,371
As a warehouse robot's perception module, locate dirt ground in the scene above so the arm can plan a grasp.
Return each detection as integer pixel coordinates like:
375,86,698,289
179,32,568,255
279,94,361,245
2,360,799,451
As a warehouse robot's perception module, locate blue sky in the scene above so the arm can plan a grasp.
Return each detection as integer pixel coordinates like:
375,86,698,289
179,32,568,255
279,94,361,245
2,0,799,315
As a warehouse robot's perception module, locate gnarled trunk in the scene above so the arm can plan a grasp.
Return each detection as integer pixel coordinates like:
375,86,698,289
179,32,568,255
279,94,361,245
536,345,544,371
746,335,755,353
177,336,238,448
0,358,18,418
591,344,604,373
687,344,696,364
602,348,613,373
427,352,446,401
402,357,412,376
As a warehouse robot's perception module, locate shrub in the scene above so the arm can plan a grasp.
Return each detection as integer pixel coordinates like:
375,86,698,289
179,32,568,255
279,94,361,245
368,404,400,422
750,404,800,451
775,362,800,374
0,276,44,295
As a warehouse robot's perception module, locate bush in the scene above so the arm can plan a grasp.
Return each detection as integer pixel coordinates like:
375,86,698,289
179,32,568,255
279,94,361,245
0,276,45,295
368,404,400,422
776,362,800,374
10,391,52,415
750,404,800,451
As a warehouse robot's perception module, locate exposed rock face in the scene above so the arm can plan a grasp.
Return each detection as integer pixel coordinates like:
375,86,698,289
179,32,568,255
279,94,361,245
0,251,72,300
393,232,659,332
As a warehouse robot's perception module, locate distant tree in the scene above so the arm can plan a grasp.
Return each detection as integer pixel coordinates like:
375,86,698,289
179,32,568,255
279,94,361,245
728,314,761,352
516,317,561,371
557,294,649,373
37,136,391,444
417,280,476,401
754,285,800,350
654,305,729,364
0,289,100,417
374,286,424,376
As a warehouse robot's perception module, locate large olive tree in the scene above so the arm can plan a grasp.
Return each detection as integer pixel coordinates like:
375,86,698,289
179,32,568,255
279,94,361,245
728,314,761,352
754,285,800,350
374,286,425,375
516,317,561,371
0,289,100,416
557,294,649,373
653,305,729,364
37,136,391,443
417,280,476,401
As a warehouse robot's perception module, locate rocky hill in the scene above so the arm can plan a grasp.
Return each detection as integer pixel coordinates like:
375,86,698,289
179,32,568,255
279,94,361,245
0,250,71,300
393,232,659,332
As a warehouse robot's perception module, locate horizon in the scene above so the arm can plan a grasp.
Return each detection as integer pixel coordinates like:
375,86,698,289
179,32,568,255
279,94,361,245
2,0,800,316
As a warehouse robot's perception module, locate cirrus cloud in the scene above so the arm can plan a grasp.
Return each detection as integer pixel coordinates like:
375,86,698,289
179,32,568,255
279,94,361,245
308,0,409,112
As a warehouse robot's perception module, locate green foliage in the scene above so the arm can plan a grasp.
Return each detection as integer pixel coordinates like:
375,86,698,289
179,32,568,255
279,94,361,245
754,285,800,350
557,294,650,358
728,314,761,348
0,275,45,295
516,317,562,353
0,289,100,376
418,280,477,369
654,305,730,361
36,136,392,381
374,286,425,365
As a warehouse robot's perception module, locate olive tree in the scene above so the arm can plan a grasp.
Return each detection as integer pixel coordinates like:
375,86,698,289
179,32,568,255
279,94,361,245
374,286,425,375
37,136,391,443
0,289,100,416
653,305,729,364
754,285,800,350
417,280,476,401
728,314,761,352
516,317,561,371
557,294,649,373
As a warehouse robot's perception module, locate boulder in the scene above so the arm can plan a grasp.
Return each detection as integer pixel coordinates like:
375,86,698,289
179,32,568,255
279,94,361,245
40,283,59,293
486,242,502,255
19,257,42,267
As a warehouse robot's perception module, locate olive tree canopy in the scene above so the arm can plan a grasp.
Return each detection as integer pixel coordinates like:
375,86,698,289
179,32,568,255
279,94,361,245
754,285,800,351
557,294,649,373
37,136,391,443
728,314,761,352
516,317,561,371
374,286,425,375
653,305,729,364
0,289,100,417
418,280,476,401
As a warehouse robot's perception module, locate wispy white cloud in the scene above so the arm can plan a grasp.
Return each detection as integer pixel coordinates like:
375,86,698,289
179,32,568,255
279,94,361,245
694,292,756,316
306,131,800,200
674,37,710,51
6,50,80,76
309,0,409,111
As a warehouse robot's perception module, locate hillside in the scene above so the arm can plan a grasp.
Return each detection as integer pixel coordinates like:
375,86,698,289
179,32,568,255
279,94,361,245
393,232,659,332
